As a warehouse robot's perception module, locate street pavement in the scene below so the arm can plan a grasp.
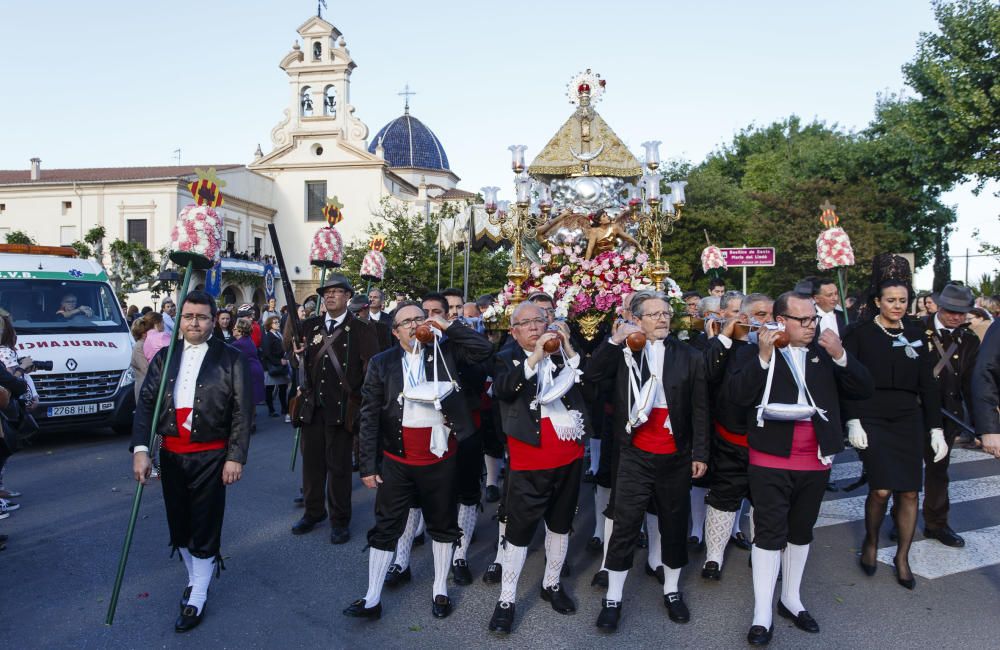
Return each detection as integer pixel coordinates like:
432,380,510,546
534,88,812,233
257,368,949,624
2,411,1000,649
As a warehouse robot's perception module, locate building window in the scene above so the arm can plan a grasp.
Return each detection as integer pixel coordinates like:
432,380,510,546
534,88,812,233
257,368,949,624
300,86,313,117
323,85,337,117
253,236,262,258
60,226,77,245
313,41,322,61
227,230,236,254
61,201,72,215
126,219,147,247
305,181,327,222
0,203,6,214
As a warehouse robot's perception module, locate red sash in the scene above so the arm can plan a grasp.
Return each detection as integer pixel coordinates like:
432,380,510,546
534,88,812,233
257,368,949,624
508,417,583,471
161,407,226,454
631,407,677,455
383,426,456,466
715,420,748,448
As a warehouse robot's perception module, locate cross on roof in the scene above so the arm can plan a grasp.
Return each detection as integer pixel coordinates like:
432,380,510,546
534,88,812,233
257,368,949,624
398,84,416,113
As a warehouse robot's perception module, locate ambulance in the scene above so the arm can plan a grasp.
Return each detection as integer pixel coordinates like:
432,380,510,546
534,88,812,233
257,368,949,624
0,244,135,434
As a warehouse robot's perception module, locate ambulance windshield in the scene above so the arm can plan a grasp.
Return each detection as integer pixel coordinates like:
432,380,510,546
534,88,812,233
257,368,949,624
0,279,128,334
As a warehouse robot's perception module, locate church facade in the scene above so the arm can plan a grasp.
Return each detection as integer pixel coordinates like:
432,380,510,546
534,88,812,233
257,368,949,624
0,14,472,306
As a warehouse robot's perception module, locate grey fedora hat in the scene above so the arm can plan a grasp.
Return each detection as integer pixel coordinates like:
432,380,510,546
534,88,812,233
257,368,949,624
931,283,974,313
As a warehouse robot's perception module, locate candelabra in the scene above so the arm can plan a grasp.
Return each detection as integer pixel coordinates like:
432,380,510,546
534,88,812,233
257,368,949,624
482,145,552,305
633,140,687,291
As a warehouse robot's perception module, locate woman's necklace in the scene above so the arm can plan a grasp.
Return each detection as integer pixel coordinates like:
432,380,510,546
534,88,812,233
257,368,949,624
874,315,903,338
875,315,919,358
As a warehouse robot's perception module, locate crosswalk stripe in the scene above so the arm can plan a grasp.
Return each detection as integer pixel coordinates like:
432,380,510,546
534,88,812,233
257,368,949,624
815,474,1000,528
875,524,1000,579
829,447,987,482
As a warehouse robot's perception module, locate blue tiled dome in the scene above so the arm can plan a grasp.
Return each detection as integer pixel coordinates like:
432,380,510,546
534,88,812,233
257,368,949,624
368,112,450,170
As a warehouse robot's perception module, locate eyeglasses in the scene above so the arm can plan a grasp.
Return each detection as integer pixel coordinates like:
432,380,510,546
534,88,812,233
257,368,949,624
780,314,820,327
641,311,673,321
394,316,425,329
512,317,547,329
181,314,212,323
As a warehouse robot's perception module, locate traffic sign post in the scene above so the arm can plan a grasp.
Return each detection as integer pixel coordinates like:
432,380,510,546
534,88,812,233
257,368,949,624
720,247,775,293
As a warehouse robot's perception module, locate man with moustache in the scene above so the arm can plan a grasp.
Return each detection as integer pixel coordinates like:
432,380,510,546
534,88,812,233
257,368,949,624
584,290,710,632
486,302,590,633
701,293,773,581
728,291,872,645
131,290,253,632
291,274,379,544
343,302,492,620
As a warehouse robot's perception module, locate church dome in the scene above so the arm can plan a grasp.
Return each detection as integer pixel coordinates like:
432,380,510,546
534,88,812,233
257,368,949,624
368,112,450,171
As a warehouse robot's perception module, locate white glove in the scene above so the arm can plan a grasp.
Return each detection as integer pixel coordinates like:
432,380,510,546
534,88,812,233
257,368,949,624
847,419,868,450
930,428,948,463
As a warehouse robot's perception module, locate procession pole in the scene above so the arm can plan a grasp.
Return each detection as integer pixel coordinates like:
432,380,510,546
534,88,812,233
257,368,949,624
106,261,194,625
837,266,850,325
291,266,326,472
463,210,472,301
436,220,442,292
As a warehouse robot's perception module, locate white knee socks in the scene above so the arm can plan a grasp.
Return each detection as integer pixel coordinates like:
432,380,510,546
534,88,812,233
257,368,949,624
364,548,394,607
705,506,737,568
431,541,452,599
606,569,628,602
732,499,747,536
453,504,477,562
780,543,809,615
542,526,569,588
645,512,662,570
747,506,755,544
594,486,610,539
178,547,194,587
599,517,614,571
690,486,708,541
751,545,781,628
589,439,601,474
499,543,528,603
187,556,215,615
485,455,503,488
663,566,681,594
393,508,421,570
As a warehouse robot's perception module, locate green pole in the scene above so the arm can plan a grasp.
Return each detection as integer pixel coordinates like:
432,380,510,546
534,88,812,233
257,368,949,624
291,267,326,471
106,260,194,625
837,266,850,326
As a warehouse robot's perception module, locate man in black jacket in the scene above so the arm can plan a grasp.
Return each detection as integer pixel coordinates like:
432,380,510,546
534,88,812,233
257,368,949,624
343,302,492,621
292,274,379,544
973,319,1000,457
131,290,253,633
584,290,710,632
727,291,872,646
486,302,589,633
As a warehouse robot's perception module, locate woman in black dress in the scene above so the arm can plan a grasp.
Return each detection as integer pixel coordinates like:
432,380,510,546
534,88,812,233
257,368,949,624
260,316,290,418
843,280,945,589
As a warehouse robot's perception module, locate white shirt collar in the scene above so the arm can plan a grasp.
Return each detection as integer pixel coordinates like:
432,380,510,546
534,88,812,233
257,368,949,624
933,314,952,333
325,312,347,328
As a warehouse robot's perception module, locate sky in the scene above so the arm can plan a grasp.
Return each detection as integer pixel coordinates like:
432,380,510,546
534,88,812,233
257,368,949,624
0,0,996,290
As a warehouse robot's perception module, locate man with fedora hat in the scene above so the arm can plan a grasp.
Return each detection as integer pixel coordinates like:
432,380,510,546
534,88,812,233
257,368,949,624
918,282,980,547
291,273,379,544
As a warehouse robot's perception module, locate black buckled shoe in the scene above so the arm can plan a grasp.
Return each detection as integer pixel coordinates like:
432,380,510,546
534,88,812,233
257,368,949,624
664,592,690,623
488,601,515,633
587,536,603,553
730,532,752,551
485,485,501,503
924,526,965,548
591,569,608,588
645,563,665,585
330,526,350,545
291,516,324,535
777,601,819,633
540,583,576,614
174,604,203,633
431,595,453,619
747,624,773,645
595,599,621,631
343,598,382,620
483,562,502,584
384,564,411,587
701,561,721,581
452,559,473,585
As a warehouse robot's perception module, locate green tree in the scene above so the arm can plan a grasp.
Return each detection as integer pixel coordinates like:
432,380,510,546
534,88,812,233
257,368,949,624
4,230,35,245
339,197,510,299
108,239,159,297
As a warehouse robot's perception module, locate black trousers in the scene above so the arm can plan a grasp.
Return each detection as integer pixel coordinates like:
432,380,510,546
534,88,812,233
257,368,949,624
605,446,691,571
482,407,505,459
456,429,484,506
368,454,461,551
748,465,829,550
160,449,227,559
922,427,959,529
504,459,583,547
595,410,617,490
265,384,288,415
300,408,354,526
706,435,750,512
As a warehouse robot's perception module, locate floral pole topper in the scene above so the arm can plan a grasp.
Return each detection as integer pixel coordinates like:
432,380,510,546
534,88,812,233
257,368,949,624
360,235,388,283
169,168,226,270
700,230,728,279
814,200,854,322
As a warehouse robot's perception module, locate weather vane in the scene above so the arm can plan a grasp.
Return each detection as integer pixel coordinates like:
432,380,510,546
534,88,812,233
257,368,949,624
317,0,327,18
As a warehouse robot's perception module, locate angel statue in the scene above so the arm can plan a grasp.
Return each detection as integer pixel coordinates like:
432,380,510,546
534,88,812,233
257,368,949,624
536,209,643,259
